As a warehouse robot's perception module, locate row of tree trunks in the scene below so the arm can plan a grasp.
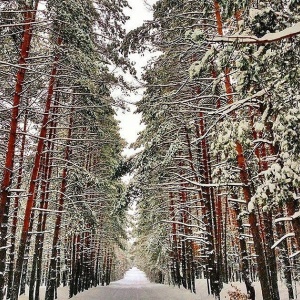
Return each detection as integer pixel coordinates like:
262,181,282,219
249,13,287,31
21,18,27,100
29,95,60,300
169,192,181,287
213,2,279,299
67,232,113,298
11,36,63,300
6,110,28,299
197,112,220,298
0,2,128,299
45,104,74,300
129,1,300,300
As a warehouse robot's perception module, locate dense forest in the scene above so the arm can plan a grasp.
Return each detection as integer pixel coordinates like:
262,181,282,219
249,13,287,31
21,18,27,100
0,1,131,299
0,0,300,300
127,1,300,300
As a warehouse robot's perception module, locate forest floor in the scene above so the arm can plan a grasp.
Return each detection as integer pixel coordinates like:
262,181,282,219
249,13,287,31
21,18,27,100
18,267,298,300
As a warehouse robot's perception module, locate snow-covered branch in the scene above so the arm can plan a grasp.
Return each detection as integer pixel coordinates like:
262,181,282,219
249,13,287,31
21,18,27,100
271,233,295,249
210,22,300,44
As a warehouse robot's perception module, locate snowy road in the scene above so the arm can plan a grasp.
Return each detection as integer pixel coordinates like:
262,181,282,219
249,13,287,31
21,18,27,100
21,267,293,300
70,267,203,300
20,267,211,300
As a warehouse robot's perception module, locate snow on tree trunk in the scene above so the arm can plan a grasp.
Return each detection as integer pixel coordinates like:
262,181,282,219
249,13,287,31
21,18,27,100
0,2,39,296
11,36,62,300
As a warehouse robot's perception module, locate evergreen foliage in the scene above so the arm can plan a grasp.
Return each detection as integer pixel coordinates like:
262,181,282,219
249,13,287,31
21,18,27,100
126,1,300,300
0,1,130,299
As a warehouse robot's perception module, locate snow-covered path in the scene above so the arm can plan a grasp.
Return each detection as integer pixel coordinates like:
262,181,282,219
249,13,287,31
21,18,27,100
70,267,202,300
19,267,210,300
19,267,296,300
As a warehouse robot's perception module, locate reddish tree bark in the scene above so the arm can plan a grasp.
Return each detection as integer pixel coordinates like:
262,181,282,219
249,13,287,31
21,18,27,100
0,3,39,296
213,3,279,299
250,107,280,299
236,142,277,300
6,109,28,299
231,197,255,300
29,97,59,300
275,207,294,299
45,105,74,300
11,36,62,300
195,113,220,298
169,192,181,287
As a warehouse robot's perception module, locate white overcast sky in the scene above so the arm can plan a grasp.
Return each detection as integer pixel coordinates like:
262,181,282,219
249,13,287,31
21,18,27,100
124,1,156,32
115,0,158,157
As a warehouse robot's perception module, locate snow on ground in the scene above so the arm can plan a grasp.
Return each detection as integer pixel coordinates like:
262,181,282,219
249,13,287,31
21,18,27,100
19,267,202,300
18,267,300,299
205,279,300,300
113,267,150,285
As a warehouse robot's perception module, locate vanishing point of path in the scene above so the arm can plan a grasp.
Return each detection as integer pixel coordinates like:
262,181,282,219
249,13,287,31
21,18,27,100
70,267,203,300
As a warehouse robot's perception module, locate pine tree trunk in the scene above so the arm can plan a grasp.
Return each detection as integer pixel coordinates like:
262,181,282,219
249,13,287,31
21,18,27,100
222,195,229,284
177,147,195,292
0,3,38,296
286,199,300,248
30,101,59,300
184,125,204,292
231,198,255,300
77,235,83,293
213,3,279,298
236,142,277,300
45,108,73,300
20,196,40,296
11,36,62,300
6,110,28,299
29,155,51,300
105,251,111,285
169,192,181,287
275,208,294,299
69,234,77,298
250,109,279,299
197,112,220,298
179,190,187,289
101,249,107,287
